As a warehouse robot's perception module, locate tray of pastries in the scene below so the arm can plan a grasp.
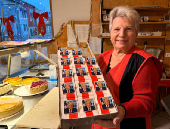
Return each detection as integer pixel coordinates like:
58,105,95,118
58,48,118,128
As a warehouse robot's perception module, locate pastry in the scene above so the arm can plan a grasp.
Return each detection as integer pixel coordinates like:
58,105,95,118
0,96,24,119
30,80,48,94
0,82,11,95
3,77,22,86
22,77,40,86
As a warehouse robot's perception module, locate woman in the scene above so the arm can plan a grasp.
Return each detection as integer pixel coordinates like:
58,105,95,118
93,6,163,129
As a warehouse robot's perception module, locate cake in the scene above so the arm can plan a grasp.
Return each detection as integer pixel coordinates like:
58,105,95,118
30,80,48,94
22,77,40,86
0,96,24,119
0,82,11,95
3,77,22,86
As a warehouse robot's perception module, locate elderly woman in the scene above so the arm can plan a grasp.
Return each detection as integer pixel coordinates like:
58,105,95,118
93,6,163,129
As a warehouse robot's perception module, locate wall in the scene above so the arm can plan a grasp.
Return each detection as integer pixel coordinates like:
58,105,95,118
50,0,91,37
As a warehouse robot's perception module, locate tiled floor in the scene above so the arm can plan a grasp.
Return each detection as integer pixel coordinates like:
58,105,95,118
151,110,170,129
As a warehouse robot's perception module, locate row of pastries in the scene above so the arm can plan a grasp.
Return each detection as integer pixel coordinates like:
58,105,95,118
58,48,117,120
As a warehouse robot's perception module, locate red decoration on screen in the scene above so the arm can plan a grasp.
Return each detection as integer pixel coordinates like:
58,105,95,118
33,12,48,37
0,15,15,40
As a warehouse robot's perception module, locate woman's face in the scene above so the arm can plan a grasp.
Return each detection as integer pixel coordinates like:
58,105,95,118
110,17,138,51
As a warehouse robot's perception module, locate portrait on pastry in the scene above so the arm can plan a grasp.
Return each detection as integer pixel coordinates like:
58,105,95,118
61,58,70,65
62,69,72,78
100,97,114,110
91,68,101,75
74,57,83,64
95,81,106,91
60,48,69,55
64,100,78,114
79,82,91,93
82,99,95,112
72,49,81,55
86,58,96,65
76,68,86,76
62,82,75,94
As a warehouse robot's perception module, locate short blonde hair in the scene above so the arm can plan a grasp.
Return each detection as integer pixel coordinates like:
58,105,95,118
93,68,97,70
65,69,69,72
104,98,109,101
65,83,70,87
86,100,91,103
98,82,103,85
79,68,83,72
68,101,73,105
82,83,86,86
109,6,140,32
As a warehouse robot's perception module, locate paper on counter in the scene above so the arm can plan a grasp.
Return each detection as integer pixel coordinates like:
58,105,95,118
16,87,60,128
89,37,101,54
67,24,89,43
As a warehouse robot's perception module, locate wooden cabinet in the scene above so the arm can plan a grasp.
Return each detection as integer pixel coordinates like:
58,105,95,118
100,4,170,63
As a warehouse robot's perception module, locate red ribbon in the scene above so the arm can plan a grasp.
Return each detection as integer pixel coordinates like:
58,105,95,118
78,76,85,82
86,111,94,117
69,113,78,119
0,15,15,40
75,65,82,68
63,65,70,69
64,78,72,82
73,55,79,57
62,55,68,58
33,11,48,37
66,93,76,100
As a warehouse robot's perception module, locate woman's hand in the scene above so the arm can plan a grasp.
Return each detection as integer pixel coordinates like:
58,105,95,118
95,105,125,128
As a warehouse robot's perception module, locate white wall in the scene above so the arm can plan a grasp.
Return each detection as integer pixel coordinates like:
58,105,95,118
51,0,91,36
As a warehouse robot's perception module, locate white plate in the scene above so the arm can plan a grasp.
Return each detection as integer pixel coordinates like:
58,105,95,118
0,108,24,121
14,85,48,96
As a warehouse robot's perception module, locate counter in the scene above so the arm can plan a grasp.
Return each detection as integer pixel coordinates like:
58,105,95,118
0,80,57,129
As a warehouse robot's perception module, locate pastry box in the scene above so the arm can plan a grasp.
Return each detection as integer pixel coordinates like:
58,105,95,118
58,48,118,128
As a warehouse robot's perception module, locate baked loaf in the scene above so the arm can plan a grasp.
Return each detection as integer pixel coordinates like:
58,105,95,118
0,96,24,119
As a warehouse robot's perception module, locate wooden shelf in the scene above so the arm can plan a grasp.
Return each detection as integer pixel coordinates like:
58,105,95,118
102,22,170,25
138,36,169,38
103,6,170,11
101,36,170,39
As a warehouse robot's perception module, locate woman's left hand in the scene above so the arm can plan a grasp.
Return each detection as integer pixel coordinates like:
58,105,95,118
95,105,125,128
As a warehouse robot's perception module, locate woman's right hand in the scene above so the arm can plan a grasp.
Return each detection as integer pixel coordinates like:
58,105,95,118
95,105,125,128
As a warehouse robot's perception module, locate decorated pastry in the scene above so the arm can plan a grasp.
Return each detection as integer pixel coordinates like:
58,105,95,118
22,77,40,86
3,77,22,86
30,80,48,94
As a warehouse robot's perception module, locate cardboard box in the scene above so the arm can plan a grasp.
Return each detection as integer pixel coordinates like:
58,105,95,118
152,32,162,36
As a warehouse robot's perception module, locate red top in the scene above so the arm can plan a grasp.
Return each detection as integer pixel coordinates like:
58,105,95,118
92,46,163,129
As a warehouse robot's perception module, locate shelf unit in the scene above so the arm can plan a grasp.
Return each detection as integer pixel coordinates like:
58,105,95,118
0,41,53,57
100,1,170,54
0,40,53,78
103,6,170,11
101,36,170,39
102,22,170,25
